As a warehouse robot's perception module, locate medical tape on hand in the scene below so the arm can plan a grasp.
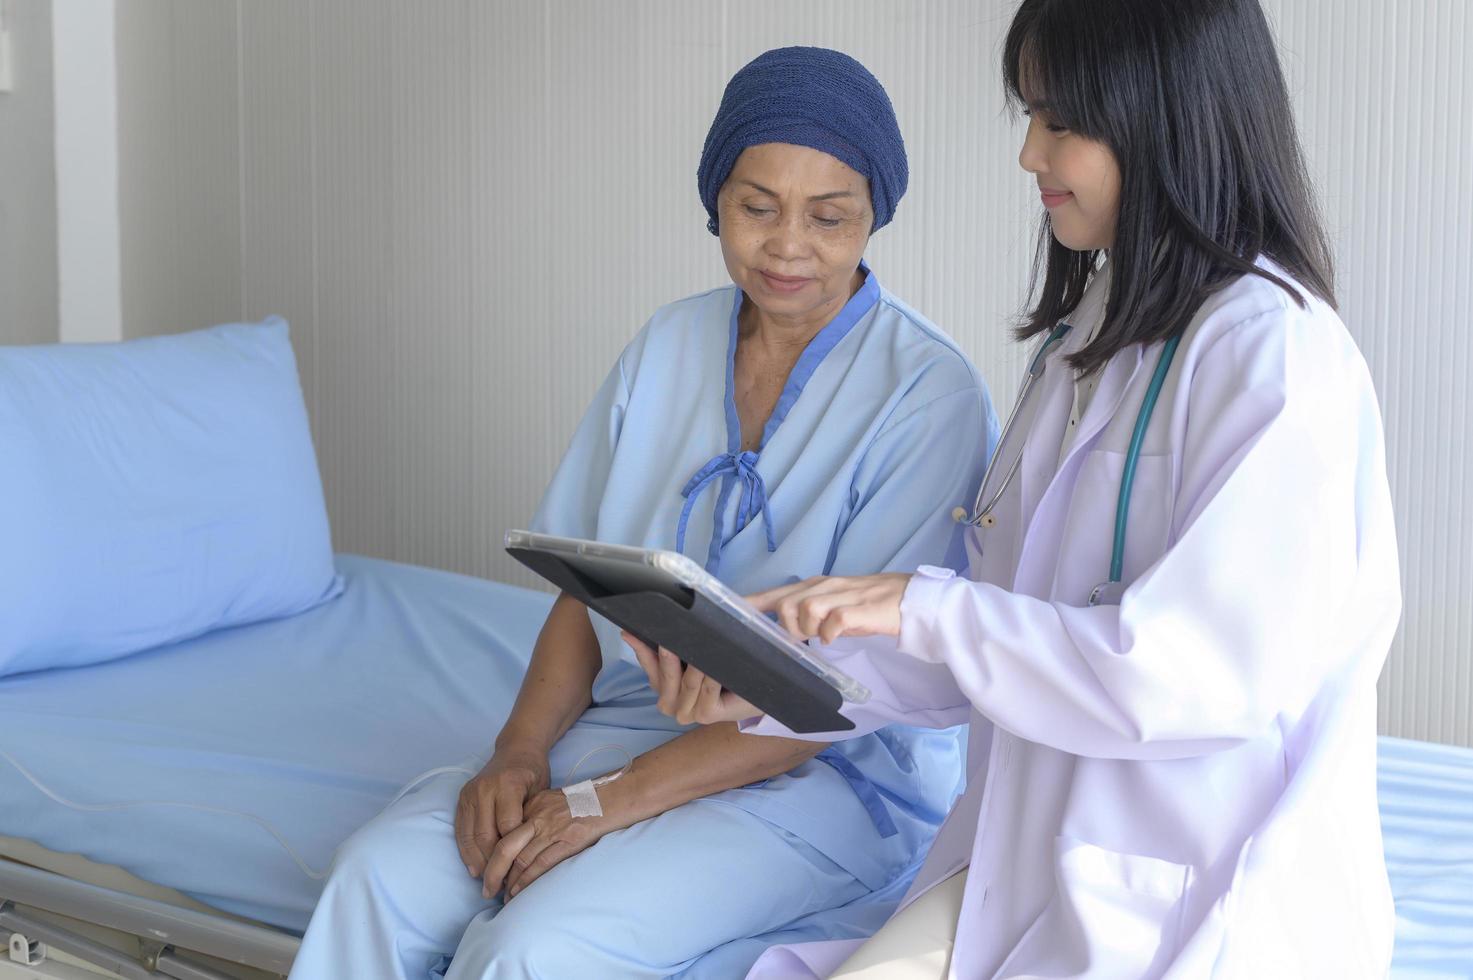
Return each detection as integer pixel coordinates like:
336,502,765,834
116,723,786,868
562,778,604,818
560,744,633,820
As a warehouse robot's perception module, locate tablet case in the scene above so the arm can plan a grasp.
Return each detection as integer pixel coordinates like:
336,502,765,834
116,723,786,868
507,547,853,734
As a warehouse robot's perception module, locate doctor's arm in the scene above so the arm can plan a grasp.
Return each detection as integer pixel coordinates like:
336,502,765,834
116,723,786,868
762,313,1400,761
782,385,994,736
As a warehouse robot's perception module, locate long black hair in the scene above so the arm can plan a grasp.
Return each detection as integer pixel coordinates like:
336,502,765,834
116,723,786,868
1003,0,1336,374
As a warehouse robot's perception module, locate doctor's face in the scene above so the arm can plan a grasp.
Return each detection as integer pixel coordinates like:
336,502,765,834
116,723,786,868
717,144,873,325
1017,97,1122,252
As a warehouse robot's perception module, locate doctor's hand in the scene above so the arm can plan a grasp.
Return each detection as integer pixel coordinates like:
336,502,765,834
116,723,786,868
624,632,761,725
455,746,550,889
748,573,911,644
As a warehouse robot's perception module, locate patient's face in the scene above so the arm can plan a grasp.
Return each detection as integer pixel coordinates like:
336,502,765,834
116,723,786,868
717,143,873,326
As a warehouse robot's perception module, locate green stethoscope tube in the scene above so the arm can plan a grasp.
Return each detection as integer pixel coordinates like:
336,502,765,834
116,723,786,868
1109,332,1181,584
959,324,1182,605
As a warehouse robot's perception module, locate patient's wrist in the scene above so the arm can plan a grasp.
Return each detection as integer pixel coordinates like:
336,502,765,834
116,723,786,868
586,758,656,827
492,725,552,759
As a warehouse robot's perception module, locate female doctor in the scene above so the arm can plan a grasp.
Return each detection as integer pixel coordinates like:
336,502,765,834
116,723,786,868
633,0,1401,976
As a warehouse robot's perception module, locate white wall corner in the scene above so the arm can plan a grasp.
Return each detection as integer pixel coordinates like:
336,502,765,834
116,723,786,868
52,0,121,344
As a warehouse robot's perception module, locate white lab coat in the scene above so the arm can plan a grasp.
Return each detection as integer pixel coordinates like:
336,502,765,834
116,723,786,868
743,261,1400,979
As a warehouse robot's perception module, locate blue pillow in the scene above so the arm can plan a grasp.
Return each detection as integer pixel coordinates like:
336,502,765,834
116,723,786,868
0,318,342,675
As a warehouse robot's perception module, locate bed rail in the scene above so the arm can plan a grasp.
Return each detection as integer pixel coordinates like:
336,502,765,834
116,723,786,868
0,860,296,976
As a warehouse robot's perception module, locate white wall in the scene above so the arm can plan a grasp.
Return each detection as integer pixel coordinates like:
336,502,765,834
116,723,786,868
0,0,58,345
111,1,1473,747
231,0,1042,588
52,0,124,344
1282,0,1473,751
116,0,240,339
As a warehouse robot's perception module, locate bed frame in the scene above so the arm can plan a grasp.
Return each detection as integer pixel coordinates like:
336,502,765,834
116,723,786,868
0,859,295,980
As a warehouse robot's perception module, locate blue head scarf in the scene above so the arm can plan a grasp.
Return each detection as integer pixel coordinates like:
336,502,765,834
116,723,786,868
697,46,908,235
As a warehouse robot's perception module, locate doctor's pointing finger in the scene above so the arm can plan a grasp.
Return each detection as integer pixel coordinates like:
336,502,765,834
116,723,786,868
747,573,910,645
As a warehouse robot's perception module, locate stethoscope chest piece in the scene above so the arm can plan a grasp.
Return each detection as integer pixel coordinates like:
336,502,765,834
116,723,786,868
1088,580,1125,607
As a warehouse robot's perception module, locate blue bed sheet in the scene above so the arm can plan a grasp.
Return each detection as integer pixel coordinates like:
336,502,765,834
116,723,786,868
1379,736,1473,978
0,555,550,930
0,555,1470,978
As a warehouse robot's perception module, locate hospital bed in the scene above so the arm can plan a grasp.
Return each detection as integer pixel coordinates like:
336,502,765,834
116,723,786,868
0,555,547,980
0,554,1468,979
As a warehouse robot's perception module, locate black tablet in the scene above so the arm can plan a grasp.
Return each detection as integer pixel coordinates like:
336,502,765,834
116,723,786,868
504,531,867,733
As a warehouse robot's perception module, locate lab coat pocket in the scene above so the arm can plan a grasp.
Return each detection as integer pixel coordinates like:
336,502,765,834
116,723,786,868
993,835,1194,979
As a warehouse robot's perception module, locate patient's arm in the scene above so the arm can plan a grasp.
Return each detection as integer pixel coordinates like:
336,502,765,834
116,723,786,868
496,591,602,751
605,720,827,820
489,721,828,898
475,601,826,898
455,592,600,881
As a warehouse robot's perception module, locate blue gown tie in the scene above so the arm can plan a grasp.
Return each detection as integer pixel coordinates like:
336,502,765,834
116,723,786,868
676,450,777,557
679,454,894,839
816,747,899,838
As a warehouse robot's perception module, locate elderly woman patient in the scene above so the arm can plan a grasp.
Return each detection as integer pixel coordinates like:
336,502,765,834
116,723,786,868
288,47,997,980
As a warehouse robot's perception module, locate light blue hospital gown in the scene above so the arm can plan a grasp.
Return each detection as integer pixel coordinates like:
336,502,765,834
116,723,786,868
288,267,998,980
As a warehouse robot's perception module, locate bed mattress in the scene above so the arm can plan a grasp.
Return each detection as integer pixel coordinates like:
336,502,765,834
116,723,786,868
0,555,550,930
1,557,1469,976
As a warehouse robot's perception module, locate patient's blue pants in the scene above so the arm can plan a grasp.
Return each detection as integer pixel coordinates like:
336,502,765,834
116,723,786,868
288,766,870,979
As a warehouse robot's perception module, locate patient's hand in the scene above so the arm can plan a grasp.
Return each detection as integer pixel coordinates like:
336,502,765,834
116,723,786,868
489,785,619,900
624,632,761,725
455,747,550,891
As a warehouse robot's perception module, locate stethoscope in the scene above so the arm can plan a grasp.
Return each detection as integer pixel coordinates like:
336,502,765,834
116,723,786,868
954,322,1182,606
